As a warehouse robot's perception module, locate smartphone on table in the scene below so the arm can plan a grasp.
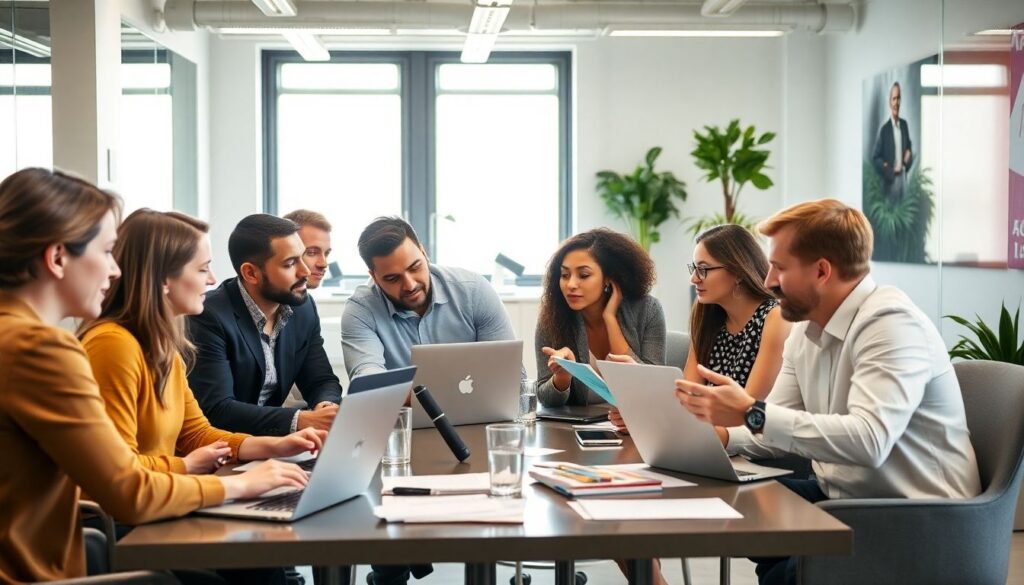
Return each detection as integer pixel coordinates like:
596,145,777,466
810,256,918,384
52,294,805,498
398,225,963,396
574,429,623,447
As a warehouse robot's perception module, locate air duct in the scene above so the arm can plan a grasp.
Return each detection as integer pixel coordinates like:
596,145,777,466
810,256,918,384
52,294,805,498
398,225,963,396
162,0,856,36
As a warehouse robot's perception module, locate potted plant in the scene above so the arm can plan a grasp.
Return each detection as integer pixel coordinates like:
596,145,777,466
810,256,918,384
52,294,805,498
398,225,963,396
688,119,775,234
862,161,935,263
945,302,1024,365
596,146,687,251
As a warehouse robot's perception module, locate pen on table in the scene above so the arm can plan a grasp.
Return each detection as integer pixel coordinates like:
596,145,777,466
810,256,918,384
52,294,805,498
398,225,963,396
390,487,487,496
553,469,604,483
556,463,613,481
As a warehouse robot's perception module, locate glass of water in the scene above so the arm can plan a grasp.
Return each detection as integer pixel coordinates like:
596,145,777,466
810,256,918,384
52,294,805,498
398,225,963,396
517,378,538,425
486,423,525,497
382,406,412,466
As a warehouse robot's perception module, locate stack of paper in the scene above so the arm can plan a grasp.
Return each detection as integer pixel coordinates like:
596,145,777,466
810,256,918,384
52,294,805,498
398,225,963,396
374,494,525,524
529,462,662,497
567,498,742,520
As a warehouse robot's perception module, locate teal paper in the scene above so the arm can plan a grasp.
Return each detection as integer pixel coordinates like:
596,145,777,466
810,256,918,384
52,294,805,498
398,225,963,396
552,357,616,405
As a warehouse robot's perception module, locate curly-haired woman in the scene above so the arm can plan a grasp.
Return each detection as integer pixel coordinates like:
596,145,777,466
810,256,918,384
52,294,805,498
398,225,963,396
535,228,666,409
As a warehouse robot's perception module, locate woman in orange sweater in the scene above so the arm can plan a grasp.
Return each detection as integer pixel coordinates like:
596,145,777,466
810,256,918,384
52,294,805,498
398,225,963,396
0,168,310,583
81,209,327,474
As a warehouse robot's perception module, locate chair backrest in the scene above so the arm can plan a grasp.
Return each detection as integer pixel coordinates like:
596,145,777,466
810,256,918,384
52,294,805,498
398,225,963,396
666,330,690,369
954,360,1024,495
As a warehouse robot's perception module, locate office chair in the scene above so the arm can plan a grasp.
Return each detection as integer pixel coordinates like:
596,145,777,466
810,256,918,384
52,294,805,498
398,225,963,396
799,360,1024,585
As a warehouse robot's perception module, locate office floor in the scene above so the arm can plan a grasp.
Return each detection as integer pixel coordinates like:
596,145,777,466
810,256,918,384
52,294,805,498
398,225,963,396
299,532,1024,584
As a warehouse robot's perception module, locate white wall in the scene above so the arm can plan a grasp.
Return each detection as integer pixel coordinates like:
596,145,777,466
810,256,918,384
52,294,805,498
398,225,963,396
822,0,1024,345
204,34,837,333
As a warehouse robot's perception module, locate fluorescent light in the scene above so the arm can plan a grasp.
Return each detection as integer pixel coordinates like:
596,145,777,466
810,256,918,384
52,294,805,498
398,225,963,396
0,26,50,58
973,29,1014,36
251,0,297,17
221,27,391,35
920,64,1007,88
283,32,330,61
609,29,785,38
701,0,749,17
468,6,510,35
461,33,497,63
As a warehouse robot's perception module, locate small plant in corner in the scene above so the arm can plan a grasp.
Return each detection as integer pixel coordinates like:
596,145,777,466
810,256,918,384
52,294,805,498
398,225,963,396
945,302,1024,365
689,119,775,235
596,146,687,251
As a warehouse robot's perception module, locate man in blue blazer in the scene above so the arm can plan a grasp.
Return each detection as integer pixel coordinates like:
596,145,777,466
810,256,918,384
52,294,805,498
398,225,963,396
188,214,343,436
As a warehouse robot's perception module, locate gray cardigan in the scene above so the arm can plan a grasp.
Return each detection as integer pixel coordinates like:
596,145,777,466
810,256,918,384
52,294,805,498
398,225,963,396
535,294,666,407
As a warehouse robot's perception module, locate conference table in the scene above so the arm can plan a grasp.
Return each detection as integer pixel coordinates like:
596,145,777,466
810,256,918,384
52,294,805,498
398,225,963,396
114,420,852,585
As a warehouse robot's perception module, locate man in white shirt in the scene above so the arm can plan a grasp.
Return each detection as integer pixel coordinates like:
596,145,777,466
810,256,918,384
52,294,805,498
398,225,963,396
677,199,980,585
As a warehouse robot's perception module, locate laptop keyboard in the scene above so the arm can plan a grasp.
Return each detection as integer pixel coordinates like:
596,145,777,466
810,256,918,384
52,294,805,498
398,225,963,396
247,490,303,512
297,458,317,472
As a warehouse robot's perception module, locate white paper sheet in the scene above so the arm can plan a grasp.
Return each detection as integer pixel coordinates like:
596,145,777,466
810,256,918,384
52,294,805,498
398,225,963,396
568,498,742,521
524,447,564,457
595,464,697,488
381,473,490,495
232,450,316,472
374,494,525,523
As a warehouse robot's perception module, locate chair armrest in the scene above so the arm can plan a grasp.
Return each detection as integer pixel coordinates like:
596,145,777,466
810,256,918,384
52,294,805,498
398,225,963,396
79,500,116,574
799,497,1011,585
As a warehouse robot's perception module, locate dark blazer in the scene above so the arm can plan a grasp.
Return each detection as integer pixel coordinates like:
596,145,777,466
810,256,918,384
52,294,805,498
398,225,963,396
871,117,913,184
187,278,343,436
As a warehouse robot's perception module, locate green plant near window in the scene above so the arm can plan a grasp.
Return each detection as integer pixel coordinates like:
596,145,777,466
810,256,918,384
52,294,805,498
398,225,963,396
945,303,1024,365
863,162,935,263
596,146,688,251
688,119,775,235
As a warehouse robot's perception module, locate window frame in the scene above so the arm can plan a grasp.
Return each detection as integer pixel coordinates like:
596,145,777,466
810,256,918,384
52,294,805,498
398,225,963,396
261,49,572,272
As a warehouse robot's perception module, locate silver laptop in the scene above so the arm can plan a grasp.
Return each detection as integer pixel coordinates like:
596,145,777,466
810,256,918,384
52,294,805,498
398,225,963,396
598,360,791,483
195,367,416,521
410,340,522,429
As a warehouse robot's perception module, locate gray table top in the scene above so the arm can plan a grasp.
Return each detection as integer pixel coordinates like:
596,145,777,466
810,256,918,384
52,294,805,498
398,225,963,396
115,421,851,571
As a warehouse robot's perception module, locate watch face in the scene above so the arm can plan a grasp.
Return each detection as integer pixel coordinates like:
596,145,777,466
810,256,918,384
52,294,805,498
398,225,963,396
746,409,765,429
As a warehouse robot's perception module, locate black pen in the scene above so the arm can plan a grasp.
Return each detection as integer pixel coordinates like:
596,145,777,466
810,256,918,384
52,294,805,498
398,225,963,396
391,487,433,496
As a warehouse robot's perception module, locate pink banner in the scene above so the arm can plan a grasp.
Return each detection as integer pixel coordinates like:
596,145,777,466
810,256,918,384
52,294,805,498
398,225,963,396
1010,24,1024,268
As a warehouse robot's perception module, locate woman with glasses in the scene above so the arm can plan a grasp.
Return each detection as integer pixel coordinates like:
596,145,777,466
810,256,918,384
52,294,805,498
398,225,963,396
605,224,790,432
681,224,790,399
536,228,666,408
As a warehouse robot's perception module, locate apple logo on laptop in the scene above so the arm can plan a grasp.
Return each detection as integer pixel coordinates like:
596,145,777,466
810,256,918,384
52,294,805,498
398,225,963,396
458,375,474,394
351,439,364,459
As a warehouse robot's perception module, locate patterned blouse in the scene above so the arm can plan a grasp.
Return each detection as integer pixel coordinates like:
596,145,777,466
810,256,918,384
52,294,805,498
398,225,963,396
706,299,778,388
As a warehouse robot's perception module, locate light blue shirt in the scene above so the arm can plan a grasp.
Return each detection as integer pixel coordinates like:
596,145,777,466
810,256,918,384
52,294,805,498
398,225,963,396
342,265,516,378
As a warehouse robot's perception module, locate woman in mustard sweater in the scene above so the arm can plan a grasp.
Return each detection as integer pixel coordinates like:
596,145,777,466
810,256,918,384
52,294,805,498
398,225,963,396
0,168,309,583
81,209,327,474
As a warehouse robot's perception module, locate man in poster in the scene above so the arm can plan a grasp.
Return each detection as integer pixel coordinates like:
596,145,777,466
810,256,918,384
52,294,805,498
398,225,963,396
872,82,914,198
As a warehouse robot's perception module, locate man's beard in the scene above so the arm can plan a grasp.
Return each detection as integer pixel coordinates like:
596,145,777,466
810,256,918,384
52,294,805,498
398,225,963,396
386,283,431,312
259,273,309,307
770,285,816,322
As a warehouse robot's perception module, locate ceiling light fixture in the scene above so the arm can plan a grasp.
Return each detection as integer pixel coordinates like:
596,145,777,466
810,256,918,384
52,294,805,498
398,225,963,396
0,26,50,58
283,31,330,61
973,29,1014,36
461,0,512,63
700,0,749,17
608,29,785,38
251,0,297,17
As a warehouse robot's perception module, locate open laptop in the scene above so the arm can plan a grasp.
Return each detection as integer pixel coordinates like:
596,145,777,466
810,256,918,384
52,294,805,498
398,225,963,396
409,340,522,429
195,367,416,521
598,360,791,483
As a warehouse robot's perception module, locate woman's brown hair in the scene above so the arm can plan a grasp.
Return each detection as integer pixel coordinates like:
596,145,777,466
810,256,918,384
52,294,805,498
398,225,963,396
0,168,120,289
83,209,209,404
537,228,656,353
688,224,775,367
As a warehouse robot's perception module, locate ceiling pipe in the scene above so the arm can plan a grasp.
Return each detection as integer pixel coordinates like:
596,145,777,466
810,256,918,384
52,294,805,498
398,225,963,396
163,0,855,35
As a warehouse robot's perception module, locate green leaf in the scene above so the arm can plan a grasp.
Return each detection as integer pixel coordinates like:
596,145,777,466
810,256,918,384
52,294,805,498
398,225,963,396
750,173,773,190
757,132,776,145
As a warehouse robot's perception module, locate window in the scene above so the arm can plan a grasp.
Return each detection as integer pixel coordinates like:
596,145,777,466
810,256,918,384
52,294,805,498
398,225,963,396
263,51,571,279
0,39,196,215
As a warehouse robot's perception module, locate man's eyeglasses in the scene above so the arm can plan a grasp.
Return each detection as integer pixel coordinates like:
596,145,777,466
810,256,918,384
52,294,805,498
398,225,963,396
686,263,727,280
